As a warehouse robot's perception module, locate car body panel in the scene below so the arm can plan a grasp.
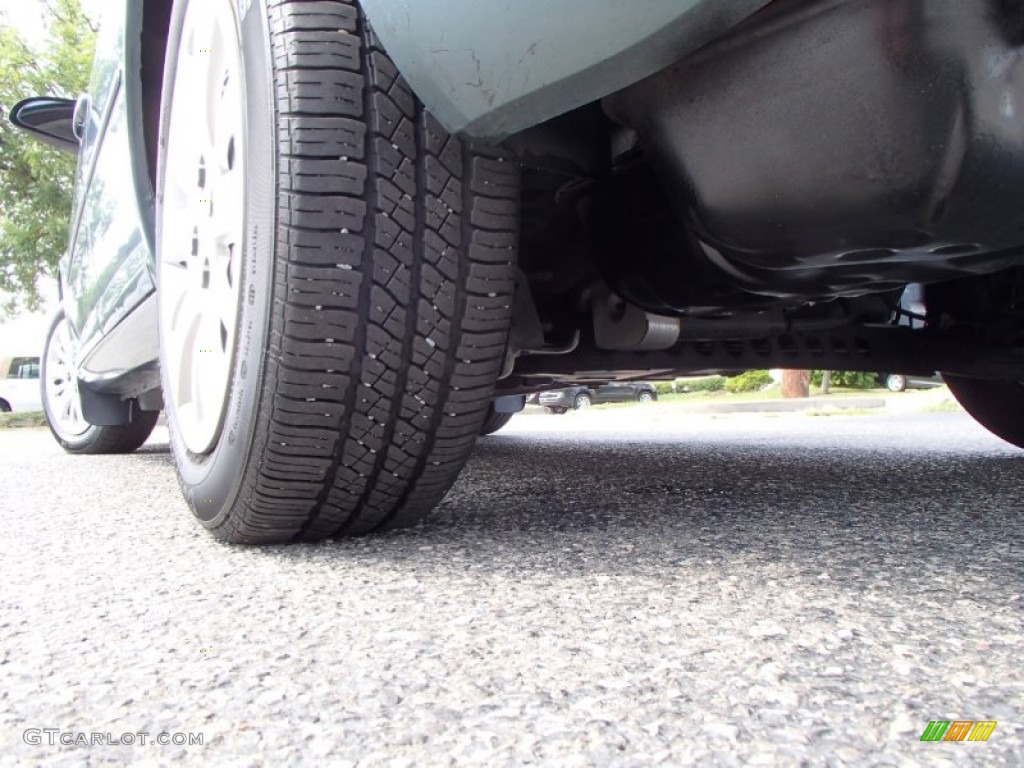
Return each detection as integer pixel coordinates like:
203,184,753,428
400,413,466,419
538,383,657,409
537,388,585,409
61,3,158,382
359,0,773,139
599,383,648,403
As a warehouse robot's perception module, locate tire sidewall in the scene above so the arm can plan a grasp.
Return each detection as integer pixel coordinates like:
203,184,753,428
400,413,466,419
156,0,276,525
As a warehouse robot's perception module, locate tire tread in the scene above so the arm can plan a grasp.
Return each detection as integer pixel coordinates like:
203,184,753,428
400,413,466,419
207,0,517,542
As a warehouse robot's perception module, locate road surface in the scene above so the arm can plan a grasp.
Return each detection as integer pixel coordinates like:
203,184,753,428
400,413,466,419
0,409,1021,765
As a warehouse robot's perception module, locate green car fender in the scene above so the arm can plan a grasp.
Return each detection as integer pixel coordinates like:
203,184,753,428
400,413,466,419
359,0,773,140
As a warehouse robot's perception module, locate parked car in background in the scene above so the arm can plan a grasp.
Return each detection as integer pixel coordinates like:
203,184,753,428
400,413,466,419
0,355,42,413
876,373,944,392
538,383,657,414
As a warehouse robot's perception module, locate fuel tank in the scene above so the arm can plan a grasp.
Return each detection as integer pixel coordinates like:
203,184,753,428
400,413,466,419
604,0,1024,301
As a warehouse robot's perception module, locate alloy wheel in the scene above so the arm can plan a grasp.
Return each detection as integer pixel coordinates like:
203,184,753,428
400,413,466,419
44,317,90,439
158,0,246,455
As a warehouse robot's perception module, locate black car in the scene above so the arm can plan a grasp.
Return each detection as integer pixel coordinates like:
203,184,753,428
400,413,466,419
537,383,657,414
877,373,944,393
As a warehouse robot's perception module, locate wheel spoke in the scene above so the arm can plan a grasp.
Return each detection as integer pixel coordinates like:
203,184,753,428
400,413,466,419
175,310,203,409
212,167,243,244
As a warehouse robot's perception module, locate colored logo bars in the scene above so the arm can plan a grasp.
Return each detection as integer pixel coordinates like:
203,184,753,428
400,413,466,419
920,721,997,742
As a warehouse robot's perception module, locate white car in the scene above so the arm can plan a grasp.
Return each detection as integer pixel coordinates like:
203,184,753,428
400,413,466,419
0,355,42,413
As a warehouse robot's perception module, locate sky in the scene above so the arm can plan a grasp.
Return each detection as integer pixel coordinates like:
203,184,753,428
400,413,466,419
0,0,103,46
0,0,103,355
0,0,51,47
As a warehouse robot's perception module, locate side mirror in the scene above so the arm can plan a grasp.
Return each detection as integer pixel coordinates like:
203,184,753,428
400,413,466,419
8,96,80,154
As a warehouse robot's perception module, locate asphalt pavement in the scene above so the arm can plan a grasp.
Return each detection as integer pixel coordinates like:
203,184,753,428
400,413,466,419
0,407,1021,766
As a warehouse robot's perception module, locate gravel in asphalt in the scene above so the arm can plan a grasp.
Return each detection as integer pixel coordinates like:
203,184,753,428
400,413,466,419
0,410,1021,766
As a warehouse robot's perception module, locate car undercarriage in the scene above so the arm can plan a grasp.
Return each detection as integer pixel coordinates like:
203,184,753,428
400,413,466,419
495,0,1024,404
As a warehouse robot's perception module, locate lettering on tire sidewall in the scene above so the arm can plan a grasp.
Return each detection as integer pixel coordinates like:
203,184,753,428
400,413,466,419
180,0,275,524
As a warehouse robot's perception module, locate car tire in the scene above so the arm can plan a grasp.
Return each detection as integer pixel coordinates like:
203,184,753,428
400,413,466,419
479,405,514,436
156,0,519,543
942,375,1024,448
41,311,159,454
0,401,10,413
885,374,908,392
573,393,592,410
548,407,568,415
638,391,655,403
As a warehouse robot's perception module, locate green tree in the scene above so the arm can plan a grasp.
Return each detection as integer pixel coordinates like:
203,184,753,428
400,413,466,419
0,0,96,316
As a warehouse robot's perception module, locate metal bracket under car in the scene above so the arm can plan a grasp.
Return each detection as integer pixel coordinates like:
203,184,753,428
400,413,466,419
508,326,1024,385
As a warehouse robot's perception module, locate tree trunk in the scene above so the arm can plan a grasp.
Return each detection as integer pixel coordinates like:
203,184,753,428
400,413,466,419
820,370,832,395
781,369,811,399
